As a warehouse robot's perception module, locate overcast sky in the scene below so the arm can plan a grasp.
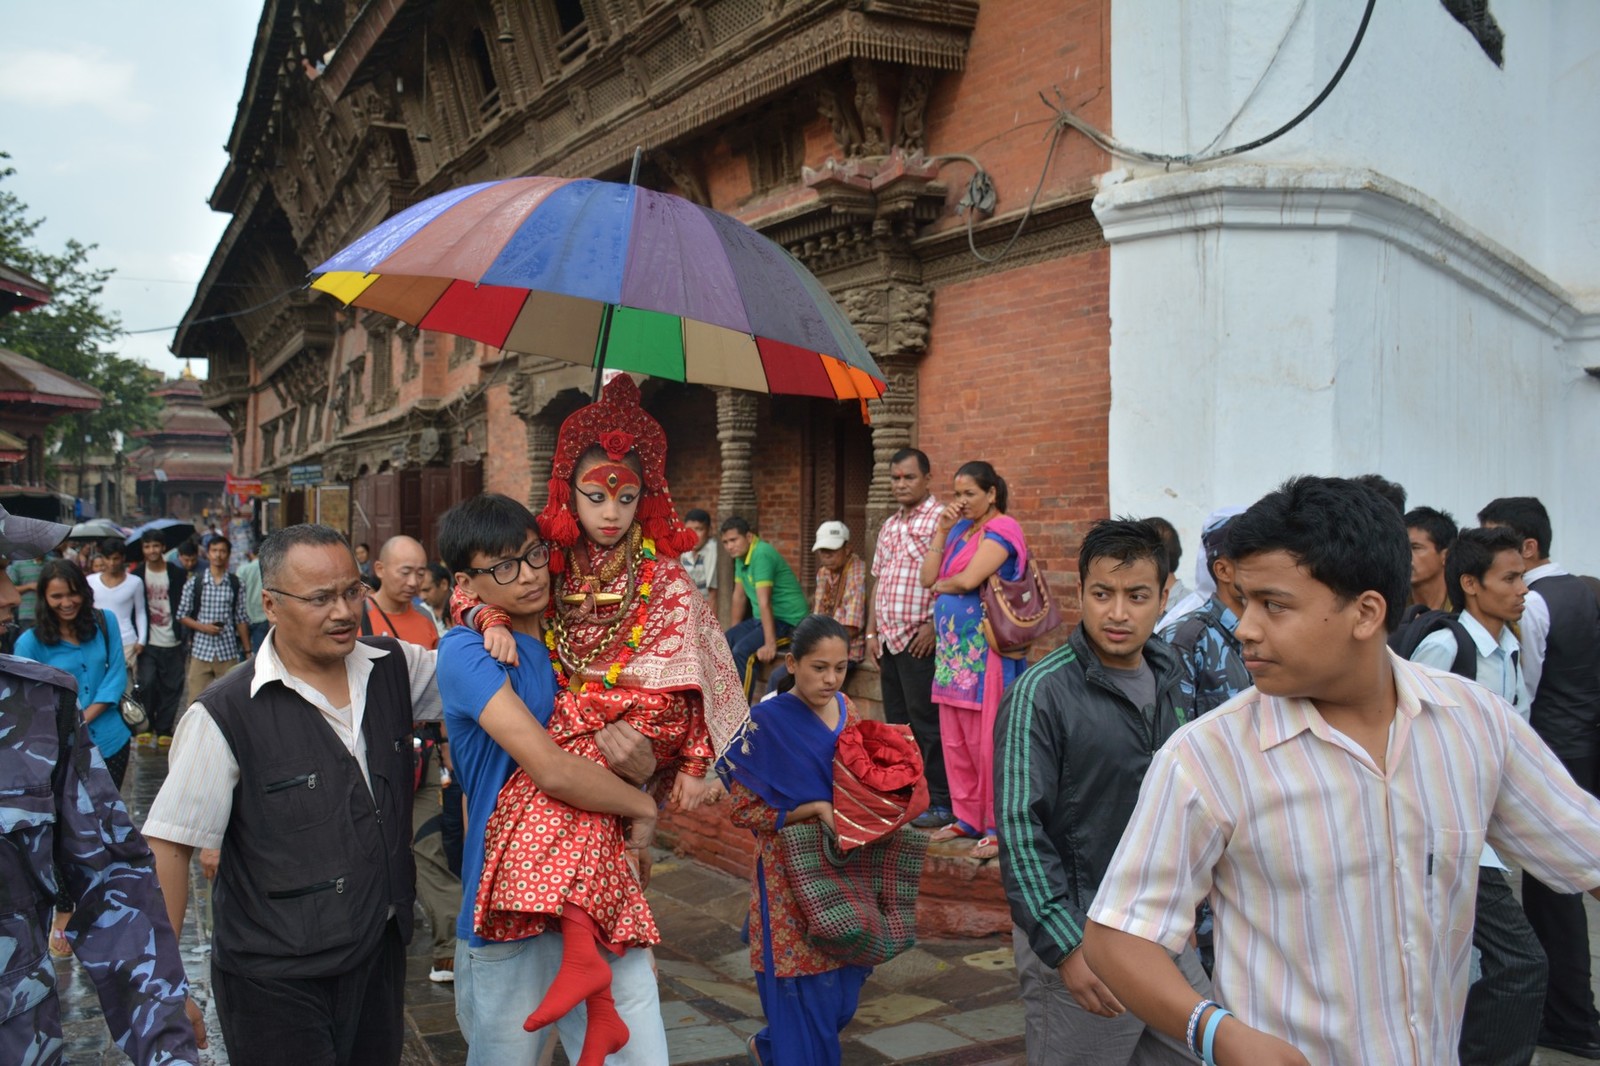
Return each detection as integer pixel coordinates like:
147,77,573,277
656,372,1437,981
1,3,262,380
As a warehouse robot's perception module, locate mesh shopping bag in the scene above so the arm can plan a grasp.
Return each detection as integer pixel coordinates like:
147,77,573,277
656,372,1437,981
776,820,928,966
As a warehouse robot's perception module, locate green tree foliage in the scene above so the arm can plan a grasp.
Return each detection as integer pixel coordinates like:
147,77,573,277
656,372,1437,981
0,154,160,477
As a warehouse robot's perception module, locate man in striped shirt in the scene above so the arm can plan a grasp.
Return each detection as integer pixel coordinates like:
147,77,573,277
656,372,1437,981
1083,476,1600,1066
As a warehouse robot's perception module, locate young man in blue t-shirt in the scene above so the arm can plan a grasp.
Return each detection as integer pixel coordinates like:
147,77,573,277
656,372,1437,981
436,493,668,1065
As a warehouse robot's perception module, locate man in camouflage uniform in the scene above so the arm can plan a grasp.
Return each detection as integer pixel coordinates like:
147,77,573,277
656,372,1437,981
1160,511,1253,718
0,504,203,1064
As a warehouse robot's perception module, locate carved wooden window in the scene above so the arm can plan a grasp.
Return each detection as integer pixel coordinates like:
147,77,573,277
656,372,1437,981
549,0,590,64
309,390,328,443
370,336,393,413
401,332,420,382
467,28,502,121
747,119,804,195
349,355,367,405
262,420,279,465
295,407,310,453
449,334,477,368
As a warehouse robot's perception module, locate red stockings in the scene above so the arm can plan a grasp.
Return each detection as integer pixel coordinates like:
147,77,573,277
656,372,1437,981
522,907,630,1066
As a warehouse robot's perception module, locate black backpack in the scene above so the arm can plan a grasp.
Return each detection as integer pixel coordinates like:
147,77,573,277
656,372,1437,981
1387,603,1476,679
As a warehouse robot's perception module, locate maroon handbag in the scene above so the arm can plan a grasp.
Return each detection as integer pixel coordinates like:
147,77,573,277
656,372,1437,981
979,556,1061,655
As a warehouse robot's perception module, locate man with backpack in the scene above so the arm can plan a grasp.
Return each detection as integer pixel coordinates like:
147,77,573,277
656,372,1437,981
177,534,251,707
1161,512,1252,718
1404,526,1545,1066
1479,496,1600,1059
1404,506,1457,612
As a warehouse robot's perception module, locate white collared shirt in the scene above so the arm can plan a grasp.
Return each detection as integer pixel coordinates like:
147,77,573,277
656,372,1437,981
142,630,440,850
1412,611,1528,717
1089,652,1600,1066
1517,560,1567,700
1412,613,1528,870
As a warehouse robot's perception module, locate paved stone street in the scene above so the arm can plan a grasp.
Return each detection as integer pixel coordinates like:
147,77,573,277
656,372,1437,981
62,742,1027,1064
59,741,1600,1064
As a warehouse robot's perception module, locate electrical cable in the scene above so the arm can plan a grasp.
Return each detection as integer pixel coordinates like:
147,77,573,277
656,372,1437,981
949,122,1065,265
1047,0,1375,167
124,285,303,334
929,0,1373,267
1193,0,1311,157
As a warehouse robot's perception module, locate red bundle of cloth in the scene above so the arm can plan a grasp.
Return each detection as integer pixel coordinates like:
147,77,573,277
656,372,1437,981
831,719,930,851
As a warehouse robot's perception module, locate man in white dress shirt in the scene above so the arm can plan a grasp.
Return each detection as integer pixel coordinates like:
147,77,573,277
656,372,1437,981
1083,476,1600,1066
1479,496,1600,1057
1409,525,1543,1066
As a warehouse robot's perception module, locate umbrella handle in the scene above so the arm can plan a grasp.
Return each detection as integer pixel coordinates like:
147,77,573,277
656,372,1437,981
592,303,617,401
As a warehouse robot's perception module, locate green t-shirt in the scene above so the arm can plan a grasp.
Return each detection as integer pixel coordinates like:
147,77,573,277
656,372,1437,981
735,536,808,628
6,557,44,623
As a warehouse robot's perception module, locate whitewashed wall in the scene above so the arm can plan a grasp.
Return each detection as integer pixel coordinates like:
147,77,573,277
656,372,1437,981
1101,0,1600,572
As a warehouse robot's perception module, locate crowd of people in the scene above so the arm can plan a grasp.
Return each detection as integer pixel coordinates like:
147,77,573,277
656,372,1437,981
2,412,1598,1066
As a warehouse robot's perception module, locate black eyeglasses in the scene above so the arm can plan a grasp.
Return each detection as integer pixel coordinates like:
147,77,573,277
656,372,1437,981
266,582,368,610
464,543,551,584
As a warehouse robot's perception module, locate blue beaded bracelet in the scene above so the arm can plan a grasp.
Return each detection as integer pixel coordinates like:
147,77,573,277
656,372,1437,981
1201,1006,1233,1066
1186,999,1218,1057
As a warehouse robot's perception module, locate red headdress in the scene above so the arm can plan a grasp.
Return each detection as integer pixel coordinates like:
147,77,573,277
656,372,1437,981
535,375,701,572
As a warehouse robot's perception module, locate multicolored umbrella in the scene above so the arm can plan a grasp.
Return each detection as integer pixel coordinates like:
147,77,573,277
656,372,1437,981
309,176,884,401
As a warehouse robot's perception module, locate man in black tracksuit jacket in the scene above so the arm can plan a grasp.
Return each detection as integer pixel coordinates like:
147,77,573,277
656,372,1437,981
996,520,1210,1066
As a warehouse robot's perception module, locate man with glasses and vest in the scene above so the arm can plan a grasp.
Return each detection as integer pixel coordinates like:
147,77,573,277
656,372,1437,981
143,524,442,1065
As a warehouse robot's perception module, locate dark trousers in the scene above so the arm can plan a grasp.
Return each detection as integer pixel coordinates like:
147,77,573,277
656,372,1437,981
878,645,948,809
1462,867,1545,1066
1523,752,1600,1044
214,919,406,1066
137,643,187,737
440,777,464,879
726,617,794,700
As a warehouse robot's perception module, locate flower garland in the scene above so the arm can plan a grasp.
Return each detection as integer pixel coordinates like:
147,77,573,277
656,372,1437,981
545,538,657,693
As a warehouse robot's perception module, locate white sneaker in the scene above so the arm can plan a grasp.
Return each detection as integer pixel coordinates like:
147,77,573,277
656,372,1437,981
429,960,455,984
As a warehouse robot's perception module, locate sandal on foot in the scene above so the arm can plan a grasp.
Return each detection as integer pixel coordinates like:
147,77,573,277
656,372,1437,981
971,837,1000,861
927,824,969,843
746,1034,765,1065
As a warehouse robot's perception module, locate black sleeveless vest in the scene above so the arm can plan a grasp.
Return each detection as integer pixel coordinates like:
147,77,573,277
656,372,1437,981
203,636,416,977
1528,573,1600,761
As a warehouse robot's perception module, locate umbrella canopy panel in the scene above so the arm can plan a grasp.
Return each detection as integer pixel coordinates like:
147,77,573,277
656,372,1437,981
311,177,884,401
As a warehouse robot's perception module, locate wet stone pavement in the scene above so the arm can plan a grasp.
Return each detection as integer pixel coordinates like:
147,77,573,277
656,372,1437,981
65,742,1027,1064
64,742,1600,1064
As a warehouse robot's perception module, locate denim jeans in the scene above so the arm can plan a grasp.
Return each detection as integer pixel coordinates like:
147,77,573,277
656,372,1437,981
454,930,668,1065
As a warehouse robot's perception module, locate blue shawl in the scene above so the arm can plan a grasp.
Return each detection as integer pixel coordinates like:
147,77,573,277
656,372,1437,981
717,691,844,824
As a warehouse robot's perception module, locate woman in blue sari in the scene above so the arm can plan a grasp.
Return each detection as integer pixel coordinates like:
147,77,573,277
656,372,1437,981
719,615,870,1066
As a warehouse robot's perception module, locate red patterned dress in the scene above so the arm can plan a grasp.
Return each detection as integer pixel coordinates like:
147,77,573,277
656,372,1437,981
473,544,745,948
474,687,713,947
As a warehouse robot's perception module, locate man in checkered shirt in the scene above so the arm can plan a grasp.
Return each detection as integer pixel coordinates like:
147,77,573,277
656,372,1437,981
865,447,950,828
178,535,252,706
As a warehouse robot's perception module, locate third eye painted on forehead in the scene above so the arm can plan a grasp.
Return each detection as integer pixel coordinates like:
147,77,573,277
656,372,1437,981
577,461,642,502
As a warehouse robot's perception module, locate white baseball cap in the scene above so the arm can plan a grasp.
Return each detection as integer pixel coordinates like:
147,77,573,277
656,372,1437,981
812,521,850,551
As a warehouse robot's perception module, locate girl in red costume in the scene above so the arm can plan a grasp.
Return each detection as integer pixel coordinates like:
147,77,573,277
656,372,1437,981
457,375,746,1065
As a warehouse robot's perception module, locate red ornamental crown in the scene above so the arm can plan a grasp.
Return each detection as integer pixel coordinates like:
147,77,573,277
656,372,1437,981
535,374,700,570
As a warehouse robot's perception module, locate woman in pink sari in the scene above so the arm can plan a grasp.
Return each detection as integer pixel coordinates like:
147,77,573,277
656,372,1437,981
916,460,1028,860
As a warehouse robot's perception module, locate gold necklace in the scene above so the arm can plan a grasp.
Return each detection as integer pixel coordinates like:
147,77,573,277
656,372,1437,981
551,533,643,676
562,524,642,605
